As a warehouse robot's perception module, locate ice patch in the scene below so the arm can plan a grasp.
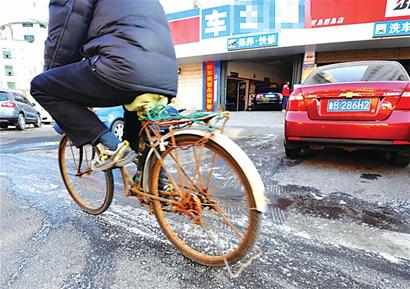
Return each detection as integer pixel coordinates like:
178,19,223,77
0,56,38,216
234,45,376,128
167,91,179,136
379,252,403,264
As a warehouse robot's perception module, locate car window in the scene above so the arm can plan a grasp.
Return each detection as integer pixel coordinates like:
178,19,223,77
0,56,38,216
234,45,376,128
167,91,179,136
0,91,8,101
21,96,31,105
304,61,409,85
13,93,30,104
13,94,24,103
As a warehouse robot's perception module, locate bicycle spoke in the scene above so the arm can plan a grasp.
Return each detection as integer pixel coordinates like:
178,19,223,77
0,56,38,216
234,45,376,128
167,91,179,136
205,152,218,193
209,204,244,239
192,146,206,191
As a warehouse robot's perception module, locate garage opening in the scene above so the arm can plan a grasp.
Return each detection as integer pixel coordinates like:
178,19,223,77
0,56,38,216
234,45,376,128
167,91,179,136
223,55,302,111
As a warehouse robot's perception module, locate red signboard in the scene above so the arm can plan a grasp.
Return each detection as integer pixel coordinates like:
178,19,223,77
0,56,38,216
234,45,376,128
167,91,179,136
169,17,200,45
204,62,215,111
306,0,410,28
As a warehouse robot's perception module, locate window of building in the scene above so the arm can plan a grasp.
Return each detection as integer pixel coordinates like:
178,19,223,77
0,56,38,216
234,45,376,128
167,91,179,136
2,50,11,59
5,65,14,76
22,22,34,27
7,82,16,90
24,35,35,42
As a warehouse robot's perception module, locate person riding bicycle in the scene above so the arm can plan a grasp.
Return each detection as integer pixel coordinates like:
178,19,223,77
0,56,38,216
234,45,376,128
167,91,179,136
30,0,178,171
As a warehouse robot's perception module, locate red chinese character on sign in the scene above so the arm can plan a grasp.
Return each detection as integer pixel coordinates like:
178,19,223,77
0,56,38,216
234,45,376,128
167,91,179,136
204,61,215,111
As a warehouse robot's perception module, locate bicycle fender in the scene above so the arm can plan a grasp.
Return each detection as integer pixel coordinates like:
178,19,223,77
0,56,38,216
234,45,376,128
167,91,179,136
142,129,268,213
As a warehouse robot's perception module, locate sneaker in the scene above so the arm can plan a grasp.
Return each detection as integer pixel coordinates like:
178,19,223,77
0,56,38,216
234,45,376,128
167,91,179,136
91,142,137,171
158,169,173,192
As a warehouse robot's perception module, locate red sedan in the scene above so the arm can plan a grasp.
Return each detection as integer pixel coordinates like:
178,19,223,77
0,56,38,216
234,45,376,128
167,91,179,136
284,61,410,167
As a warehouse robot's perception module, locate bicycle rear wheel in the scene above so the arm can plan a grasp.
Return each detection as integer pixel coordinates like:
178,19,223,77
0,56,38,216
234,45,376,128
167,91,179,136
58,135,114,215
150,134,261,266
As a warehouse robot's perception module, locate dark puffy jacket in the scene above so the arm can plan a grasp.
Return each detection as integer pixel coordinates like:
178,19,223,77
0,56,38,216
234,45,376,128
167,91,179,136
45,0,178,97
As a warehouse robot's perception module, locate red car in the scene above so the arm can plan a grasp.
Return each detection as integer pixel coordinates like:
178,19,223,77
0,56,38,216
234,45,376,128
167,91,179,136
284,61,410,167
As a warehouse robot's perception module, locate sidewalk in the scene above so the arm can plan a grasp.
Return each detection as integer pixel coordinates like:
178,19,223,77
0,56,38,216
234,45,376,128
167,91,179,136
223,111,284,137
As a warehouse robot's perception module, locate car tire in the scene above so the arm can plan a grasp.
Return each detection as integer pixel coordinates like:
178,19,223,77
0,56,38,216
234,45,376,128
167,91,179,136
111,119,124,140
34,114,42,128
0,124,8,129
390,153,410,167
285,146,301,159
16,113,26,130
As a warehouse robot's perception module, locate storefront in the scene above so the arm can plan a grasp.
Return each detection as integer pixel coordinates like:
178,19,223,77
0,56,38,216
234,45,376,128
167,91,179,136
165,0,410,111
224,55,300,111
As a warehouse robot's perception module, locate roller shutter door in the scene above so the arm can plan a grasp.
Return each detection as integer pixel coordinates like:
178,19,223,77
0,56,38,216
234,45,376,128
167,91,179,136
177,63,203,110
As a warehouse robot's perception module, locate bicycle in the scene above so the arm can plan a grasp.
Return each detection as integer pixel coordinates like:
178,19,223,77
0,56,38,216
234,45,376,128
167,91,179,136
58,102,267,273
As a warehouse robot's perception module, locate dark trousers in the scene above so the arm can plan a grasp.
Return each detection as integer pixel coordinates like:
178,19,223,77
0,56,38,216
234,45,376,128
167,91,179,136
31,59,140,148
282,96,289,110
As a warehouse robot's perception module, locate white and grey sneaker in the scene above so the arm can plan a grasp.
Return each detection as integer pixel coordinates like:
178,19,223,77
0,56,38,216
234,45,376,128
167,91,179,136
91,141,137,171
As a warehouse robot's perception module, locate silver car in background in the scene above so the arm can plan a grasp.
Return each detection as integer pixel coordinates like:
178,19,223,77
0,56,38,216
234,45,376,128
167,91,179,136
0,90,42,130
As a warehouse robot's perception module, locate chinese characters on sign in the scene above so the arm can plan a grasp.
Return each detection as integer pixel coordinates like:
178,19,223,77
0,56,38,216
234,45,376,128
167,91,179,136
227,33,278,51
302,51,316,82
204,62,215,111
311,17,345,27
373,20,410,37
202,6,230,39
201,0,304,39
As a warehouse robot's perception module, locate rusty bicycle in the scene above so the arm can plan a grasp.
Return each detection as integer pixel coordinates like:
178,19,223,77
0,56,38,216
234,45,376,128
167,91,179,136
58,104,267,270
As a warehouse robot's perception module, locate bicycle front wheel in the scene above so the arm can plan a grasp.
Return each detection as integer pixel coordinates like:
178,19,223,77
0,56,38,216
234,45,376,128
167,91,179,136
150,134,261,266
58,135,114,215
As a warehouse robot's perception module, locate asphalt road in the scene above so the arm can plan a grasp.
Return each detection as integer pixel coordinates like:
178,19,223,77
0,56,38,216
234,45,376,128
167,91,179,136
1,112,409,289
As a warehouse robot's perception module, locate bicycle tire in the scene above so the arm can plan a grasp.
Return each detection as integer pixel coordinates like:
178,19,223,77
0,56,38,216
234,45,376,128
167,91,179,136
58,135,114,215
150,134,261,267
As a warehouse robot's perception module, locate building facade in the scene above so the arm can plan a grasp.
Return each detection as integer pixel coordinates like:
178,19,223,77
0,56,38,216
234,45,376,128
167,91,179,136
0,21,47,96
162,0,410,111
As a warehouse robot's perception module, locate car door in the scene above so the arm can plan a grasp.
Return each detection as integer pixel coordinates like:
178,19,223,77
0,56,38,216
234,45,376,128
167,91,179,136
22,95,37,122
13,93,33,121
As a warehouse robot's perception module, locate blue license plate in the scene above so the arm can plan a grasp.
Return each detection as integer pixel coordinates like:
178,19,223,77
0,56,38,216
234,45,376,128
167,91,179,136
327,99,371,112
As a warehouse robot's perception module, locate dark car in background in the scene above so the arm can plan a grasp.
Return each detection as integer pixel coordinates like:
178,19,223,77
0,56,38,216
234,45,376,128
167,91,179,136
0,90,42,130
253,91,283,111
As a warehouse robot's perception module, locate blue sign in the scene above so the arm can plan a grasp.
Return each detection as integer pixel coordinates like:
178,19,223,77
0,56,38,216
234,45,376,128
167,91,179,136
227,32,278,51
373,20,410,38
200,0,304,40
233,0,271,35
201,6,231,39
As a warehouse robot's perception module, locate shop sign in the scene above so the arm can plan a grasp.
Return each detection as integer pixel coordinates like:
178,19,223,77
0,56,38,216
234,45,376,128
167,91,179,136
227,32,278,51
373,20,410,37
202,6,231,39
385,0,410,18
201,0,304,40
303,51,316,66
204,62,215,111
307,0,410,28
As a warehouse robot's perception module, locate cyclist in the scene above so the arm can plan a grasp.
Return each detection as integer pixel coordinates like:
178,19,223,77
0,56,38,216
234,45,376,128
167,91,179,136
30,0,178,171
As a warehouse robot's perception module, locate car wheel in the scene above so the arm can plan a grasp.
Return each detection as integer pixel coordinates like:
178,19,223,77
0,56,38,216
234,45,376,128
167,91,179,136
390,153,410,167
0,124,8,129
34,114,42,128
16,113,26,130
111,119,124,140
285,146,301,159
